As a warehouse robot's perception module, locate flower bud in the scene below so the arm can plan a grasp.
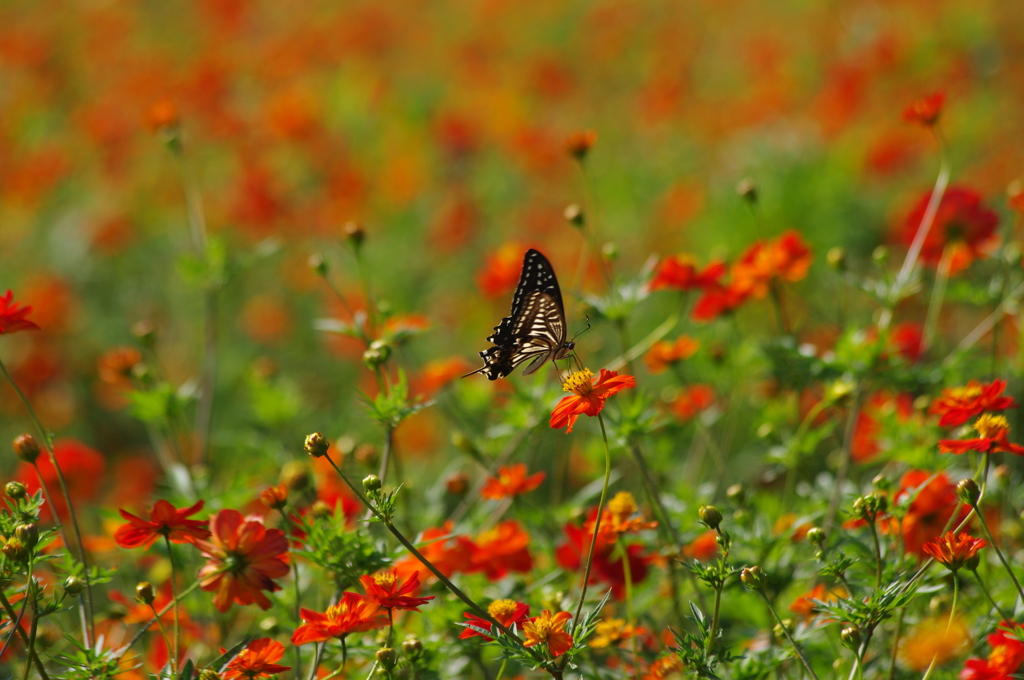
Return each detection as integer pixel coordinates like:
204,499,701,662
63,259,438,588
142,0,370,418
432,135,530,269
354,443,379,468
872,246,888,265
5,481,26,500
602,242,619,261
698,505,723,531
304,432,329,458
135,581,155,605
564,203,585,228
2,538,26,562
740,566,764,590
841,626,862,650
956,478,980,506
310,500,332,520
402,637,423,656
279,461,311,491
308,253,329,277
964,552,981,572
871,474,892,492
363,474,382,493
826,247,846,271
376,647,398,670
132,320,157,347
64,575,85,596
725,484,746,504
260,485,288,511
363,339,391,369
15,523,38,549
806,527,825,546
564,131,596,161
13,434,40,463
344,221,365,250
199,670,221,680
445,472,469,496
735,179,758,204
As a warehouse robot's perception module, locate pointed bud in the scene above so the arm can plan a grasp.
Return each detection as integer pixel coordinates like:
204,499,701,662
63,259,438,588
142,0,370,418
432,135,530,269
354,443,379,469
740,566,764,590
363,474,382,493
376,647,398,670
956,478,980,506
363,339,391,369
736,179,758,204
806,527,825,546
344,221,365,250
445,472,469,496
726,484,746,504
402,637,423,656
309,500,332,520
698,505,723,531
135,581,155,605
15,523,38,549
308,253,329,277
13,434,40,463
564,204,585,228
199,670,221,680
841,626,862,650
132,320,157,347
826,247,846,271
5,481,26,500
872,246,888,265
304,432,329,458
2,538,26,562
64,576,85,596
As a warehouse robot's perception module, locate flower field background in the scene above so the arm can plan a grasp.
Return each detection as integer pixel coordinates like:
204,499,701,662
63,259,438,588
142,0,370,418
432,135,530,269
3,1,1024,678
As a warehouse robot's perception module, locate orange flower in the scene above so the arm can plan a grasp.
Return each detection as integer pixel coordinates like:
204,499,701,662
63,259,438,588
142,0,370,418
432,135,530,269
901,186,999,274
97,347,141,385
731,230,812,299
644,654,684,680
459,599,530,640
481,464,546,500
682,530,719,562
291,592,388,645
648,256,726,292
899,615,970,671
469,520,533,580
564,130,596,161
939,414,1024,456
14,439,106,522
922,532,986,571
929,379,1015,427
477,242,530,298
260,484,288,510
523,610,574,657
114,499,211,550
550,368,636,433
590,617,649,649
894,470,970,557
669,384,715,421
143,98,179,133
902,92,944,127
788,583,848,620
556,516,650,599
961,623,1024,680
691,283,749,322
415,356,475,396
194,510,290,612
644,335,699,374
589,492,657,543
223,638,291,679
392,521,476,584
359,571,434,611
0,290,40,335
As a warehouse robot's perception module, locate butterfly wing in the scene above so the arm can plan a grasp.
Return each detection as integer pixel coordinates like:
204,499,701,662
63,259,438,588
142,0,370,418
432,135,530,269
464,249,570,380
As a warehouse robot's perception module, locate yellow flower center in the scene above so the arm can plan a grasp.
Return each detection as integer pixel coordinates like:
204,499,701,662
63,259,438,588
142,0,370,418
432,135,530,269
488,599,518,622
562,369,594,395
974,414,1009,440
952,385,983,399
593,618,626,644
325,603,345,619
990,644,1012,668
529,616,556,639
607,491,637,519
373,572,397,588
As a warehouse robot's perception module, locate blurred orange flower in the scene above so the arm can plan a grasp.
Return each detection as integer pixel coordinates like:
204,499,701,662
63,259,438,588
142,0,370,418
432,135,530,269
644,335,699,374
682,530,719,562
902,92,944,127
899,615,970,671
901,186,999,274
929,379,1015,427
893,470,970,557
0,289,40,335
523,610,574,657
477,243,529,298
291,592,388,645
481,464,545,500
922,532,986,570
644,654,684,680
550,368,636,433
415,356,475,396
97,347,141,386
731,230,812,299
669,384,715,422
961,623,1024,680
789,582,848,620
222,638,291,679
589,492,657,543
114,499,211,550
648,256,726,292
470,520,533,580
691,283,749,322
195,510,290,612
14,439,106,523
590,617,649,649
564,130,596,161
359,571,434,611
393,521,476,584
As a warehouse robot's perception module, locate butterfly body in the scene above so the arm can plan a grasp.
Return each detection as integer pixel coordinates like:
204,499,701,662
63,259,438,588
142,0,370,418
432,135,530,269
465,249,574,380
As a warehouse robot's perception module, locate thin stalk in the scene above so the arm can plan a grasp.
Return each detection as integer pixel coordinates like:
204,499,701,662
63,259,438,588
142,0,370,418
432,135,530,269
279,505,303,680
0,579,29,659
920,573,959,680
886,608,905,680
572,413,613,626
705,579,723,661
971,499,1024,603
121,579,203,656
0,589,50,680
825,391,863,533
922,245,955,351
163,535,181,674
758,591,819,680
618,540,641,680
148,601,175,672
0,356,94,644
21,599,40,680
868,516,884,590
969,567,1011,622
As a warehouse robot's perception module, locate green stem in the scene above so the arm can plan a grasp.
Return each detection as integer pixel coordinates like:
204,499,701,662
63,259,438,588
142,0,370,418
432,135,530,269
868,517,883,590
149,601,175,671
21,599,39,680
163,535,180,674
759,591,819,680
923,245,955,351
705,579,723,662
971,500,1024,604
921,573,959,680
969,567,1011,622
120,579,203,656
618,540,641,680
0,589,50,680
495,658,508,680
572,413,613,626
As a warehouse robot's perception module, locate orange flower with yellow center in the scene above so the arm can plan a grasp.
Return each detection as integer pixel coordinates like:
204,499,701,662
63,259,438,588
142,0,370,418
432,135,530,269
644,335,699,374
481,463,546,500
590,492,658,543
523,610,574,657
550,368,636,433
921,532,986,571
459,599,530,640
898,615,970,671
590,617,647,649
358,570,434,611
939,414,1024,456
929,379,1015,427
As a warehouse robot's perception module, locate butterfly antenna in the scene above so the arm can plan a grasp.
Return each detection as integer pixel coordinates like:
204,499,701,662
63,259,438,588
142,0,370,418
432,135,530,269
570,315,592,343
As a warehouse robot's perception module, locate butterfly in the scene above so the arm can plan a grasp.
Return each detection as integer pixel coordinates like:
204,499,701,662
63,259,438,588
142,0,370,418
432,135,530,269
464,249,575,380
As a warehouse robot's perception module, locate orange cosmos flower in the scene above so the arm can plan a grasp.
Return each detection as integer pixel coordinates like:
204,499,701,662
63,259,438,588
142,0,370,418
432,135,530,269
669,384,716,422
902,92,945,128
523,610,574,657
358,571,434,611
589,492,657,543
459,599,531,640
564,130,596,161
929,379,1016,427
477,242,532,298
481,464,546,500
644,654,684,680
415,356,475,396
97,347,142,386
0,290,40,335
922,532,986,571
644,335,699,374
392,521,476,584
291,592,388,645
894,470,970,557
590,617,649,649
901,186,999,274
730,230,812,299
682,530,720,562
260,484,288,511
961,623,1024,680
550,368,636,433
939,414,1024,456
788,582,848,620
222,638,291,680
648,256,726,292
691,282,750,322
469,520,534,580
899,615,970,671
114,499,211,550
194,510,290,612
14,438,106,522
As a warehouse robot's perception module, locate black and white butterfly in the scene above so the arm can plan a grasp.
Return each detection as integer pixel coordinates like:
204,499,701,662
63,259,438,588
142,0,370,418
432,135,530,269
464,249,575,380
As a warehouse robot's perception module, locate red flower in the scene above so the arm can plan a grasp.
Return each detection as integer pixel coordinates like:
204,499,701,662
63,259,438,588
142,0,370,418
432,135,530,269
901,186,999,274
682,530,719,562
903,92,945,127
730,230,812,299
922,532,986,571
0,290,40,335
895,470,970,557
359,571,434,611
669,384,716,422
477,242,531,298
14,439,106,523
480,464,545,500
223,638,291,679
587,492,657,544
194,510,290,612
691,283,749,322
939,414,1024,456
550,368,636,433
392,521,477,584
564,130,596,161
644,335,699,374
961,623,1024,680
929,379,1016,427
291,592,388,645
523,610,574,657
555,517,649,599
648,256,726,292
789,583,848,620
459,599,530,640
114,499,211,550
469,520,534,580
